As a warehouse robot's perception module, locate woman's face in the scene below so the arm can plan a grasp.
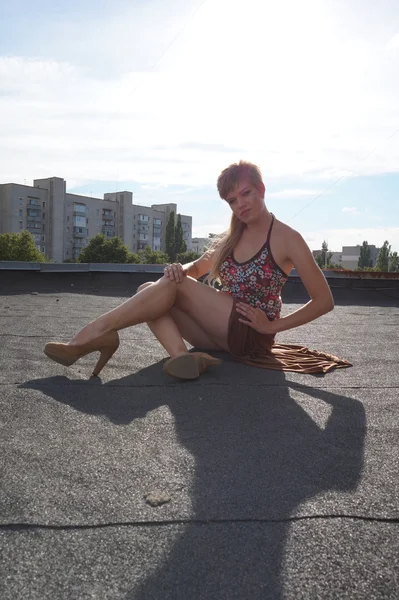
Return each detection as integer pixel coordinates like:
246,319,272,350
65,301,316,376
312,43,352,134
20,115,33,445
225,179,266,224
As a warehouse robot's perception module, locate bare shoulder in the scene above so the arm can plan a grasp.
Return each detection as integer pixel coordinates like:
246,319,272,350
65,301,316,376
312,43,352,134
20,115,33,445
273,219,311,264
273,218,309,257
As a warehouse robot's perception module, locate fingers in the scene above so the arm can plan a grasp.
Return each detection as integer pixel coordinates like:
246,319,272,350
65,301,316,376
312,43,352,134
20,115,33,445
163,263,185,283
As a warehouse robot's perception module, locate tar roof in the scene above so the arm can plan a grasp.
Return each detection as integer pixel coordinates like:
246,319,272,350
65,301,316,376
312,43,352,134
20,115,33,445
1,281,398,599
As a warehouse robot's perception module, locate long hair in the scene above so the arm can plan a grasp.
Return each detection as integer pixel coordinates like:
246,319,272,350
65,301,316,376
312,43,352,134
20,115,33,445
206,160,263,284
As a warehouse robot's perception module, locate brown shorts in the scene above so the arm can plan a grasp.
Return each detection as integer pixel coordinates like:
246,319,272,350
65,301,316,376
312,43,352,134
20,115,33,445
227,299,352,374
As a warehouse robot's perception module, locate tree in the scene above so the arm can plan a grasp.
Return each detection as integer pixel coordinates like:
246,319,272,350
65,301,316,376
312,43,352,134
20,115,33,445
77,234,139,263
175,213,187,257
165,211,176,262
389,250,399,272
375,240,391,272
358,241,372,269
138,246,169,264
315,240,332,269
0,231,46,262
176,250,201,263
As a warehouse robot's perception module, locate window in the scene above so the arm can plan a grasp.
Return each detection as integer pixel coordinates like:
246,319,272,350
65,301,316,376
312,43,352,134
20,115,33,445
67,216,70,221
19,221,23,228
97,209,99,216
138,214,150,222
43,201,46,208
41,246,45,253
42,235,45,242
42,212,45,219
19,198,23,205
19,209,22,217
67,227,70,233
154,218,162,225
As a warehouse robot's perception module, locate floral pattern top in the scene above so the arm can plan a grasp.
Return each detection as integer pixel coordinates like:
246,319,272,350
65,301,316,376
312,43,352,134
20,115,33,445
219,215,288,321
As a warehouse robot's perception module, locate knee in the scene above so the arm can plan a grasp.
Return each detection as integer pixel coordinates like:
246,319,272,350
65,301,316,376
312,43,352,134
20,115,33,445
137,281,154,293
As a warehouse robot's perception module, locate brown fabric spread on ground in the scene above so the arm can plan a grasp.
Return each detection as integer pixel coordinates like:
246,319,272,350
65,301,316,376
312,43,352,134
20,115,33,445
227,300,352,374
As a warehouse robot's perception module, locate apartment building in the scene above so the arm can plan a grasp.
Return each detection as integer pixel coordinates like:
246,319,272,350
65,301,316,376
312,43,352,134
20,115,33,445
0,177,192,261
341,245,379,270
192,237,210,254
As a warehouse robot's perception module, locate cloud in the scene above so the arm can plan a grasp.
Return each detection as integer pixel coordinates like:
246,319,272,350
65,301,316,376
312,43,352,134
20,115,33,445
1,0,399,190
267,189,324,199
342,207,361,215
303,226,399,252
385,32,399,51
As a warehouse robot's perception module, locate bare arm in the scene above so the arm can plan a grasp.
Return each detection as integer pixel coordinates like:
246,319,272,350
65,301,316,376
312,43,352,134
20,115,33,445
183,250,215,280
164,249,215,282
270,231,334,334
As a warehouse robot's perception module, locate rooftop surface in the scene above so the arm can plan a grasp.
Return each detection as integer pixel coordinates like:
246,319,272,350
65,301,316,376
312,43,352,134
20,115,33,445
1,274,399,599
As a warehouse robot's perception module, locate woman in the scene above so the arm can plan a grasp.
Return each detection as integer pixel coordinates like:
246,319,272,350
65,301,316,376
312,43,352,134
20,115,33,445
44,160,351,378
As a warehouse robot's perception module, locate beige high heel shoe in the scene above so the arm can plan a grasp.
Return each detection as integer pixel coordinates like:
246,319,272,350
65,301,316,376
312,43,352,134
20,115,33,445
44,331,120,377
163,352,222,380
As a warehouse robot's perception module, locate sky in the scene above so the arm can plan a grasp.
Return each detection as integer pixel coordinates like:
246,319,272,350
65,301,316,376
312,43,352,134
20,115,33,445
1,0,399,252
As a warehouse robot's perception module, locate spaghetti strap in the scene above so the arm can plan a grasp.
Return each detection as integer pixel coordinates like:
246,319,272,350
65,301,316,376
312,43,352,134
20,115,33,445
266,214,275,246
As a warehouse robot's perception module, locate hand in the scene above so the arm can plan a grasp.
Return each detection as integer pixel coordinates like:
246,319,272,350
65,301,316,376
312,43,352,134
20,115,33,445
163,263,186,283
236,303,276,334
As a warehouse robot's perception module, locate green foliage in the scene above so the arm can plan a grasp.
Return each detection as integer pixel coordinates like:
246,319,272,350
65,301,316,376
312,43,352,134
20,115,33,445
375,240,391,272
77,234,139,263
389,250,399,272
315,241,333,268
0,230,46,262
138,246,169,264
165,211,176,262
358,241,372,269
176,250,201,263
175,213,187,257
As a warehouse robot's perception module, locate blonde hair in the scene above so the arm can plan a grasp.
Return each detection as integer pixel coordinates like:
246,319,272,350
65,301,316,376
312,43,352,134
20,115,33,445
206,160,263,284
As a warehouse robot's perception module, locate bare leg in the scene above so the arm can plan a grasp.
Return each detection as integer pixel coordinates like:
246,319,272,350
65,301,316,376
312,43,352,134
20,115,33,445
45,276,231,378
147,314,188,358
138,282,224,359
70,276,178,346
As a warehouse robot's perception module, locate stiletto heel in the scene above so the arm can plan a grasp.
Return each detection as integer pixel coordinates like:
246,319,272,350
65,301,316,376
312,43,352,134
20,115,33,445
91,341,119,377
44,331,120,376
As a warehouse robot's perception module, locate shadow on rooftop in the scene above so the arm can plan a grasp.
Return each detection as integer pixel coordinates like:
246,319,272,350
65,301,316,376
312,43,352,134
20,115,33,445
22,364,366,599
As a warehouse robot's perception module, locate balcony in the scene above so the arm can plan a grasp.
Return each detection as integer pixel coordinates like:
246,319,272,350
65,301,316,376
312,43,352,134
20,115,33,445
73,227,88,237
26,219,42,231
102,212,113,219
73,210,86,217
102,227,115,236
27,210,41,219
